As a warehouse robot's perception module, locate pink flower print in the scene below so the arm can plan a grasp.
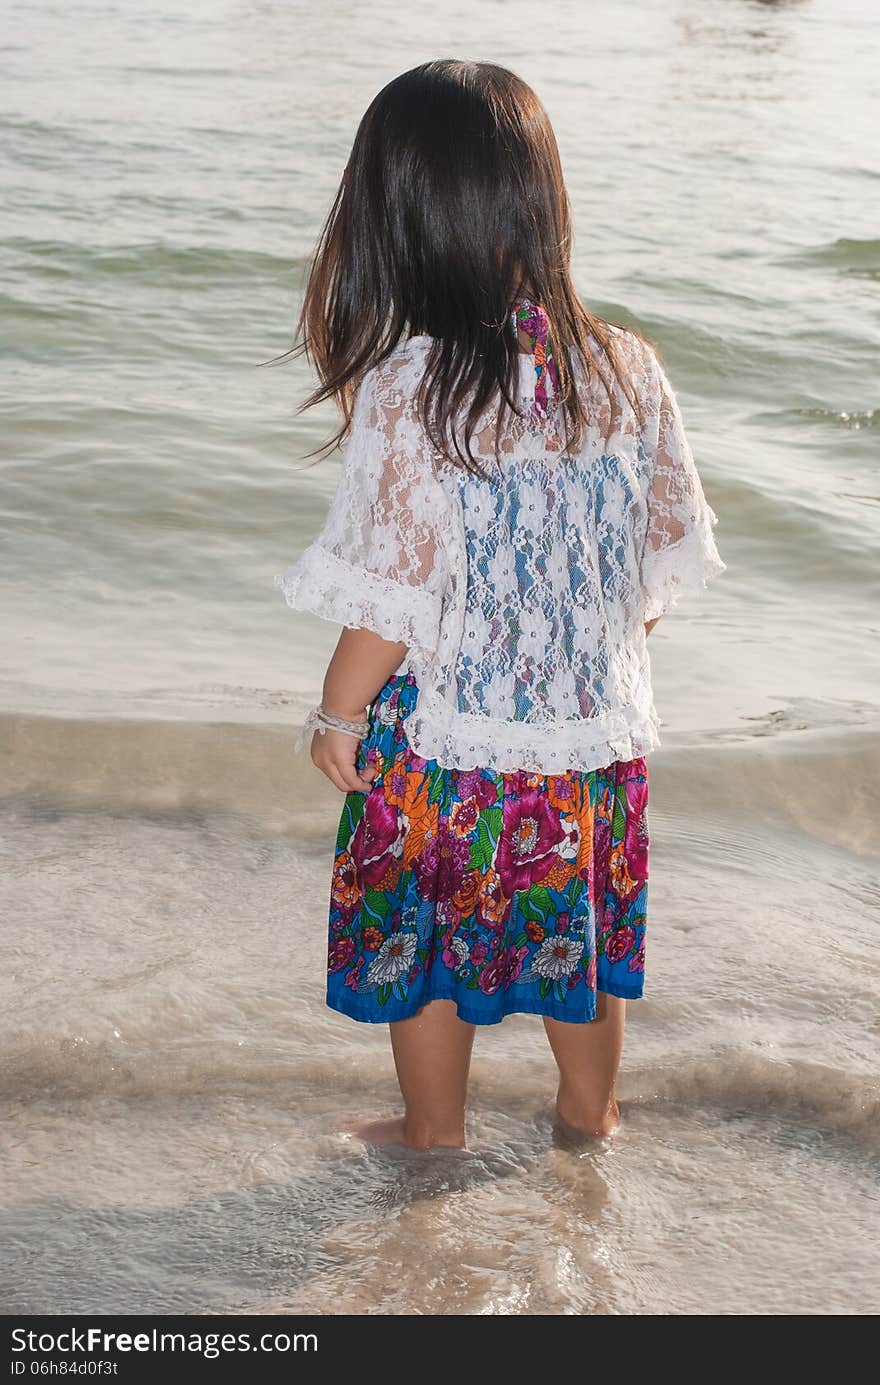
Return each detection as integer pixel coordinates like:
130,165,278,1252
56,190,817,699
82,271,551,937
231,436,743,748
435,900,456,932
350,794,403,889
456,770,498,809
593,812,612,882
328,936,355,973
504,943,529,984
478,955,506,995
546,775,575,809
470,940,488,966
495,790,565,896
450,797,480,838
442,933,469,971
628,939,646,974
343,957,364,991
605,925,636,964
623,781,649,881
555,912,571,936
413,830,471,902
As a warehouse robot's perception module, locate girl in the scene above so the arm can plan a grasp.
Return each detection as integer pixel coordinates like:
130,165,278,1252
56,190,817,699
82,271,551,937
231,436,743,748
275,60,724,1150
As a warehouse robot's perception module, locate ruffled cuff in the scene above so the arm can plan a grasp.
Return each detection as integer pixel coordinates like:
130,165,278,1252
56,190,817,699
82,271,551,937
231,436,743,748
274,545,443,653
641,511,726,621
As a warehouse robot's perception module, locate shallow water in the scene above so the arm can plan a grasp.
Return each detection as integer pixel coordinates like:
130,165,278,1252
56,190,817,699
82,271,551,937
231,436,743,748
1,0,879,1315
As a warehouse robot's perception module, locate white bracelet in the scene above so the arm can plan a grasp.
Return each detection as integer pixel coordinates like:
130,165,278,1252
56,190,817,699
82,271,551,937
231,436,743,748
304,706,369,740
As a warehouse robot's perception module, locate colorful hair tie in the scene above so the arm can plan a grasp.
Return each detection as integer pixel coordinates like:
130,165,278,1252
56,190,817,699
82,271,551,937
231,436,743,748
513,297,560,424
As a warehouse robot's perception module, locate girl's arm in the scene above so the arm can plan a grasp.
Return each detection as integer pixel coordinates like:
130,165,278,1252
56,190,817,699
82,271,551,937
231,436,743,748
645,618,660,637
311,627,407,794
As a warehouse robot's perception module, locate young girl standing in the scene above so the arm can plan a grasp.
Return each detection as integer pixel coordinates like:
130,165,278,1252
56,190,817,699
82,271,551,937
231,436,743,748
276,60,725,1149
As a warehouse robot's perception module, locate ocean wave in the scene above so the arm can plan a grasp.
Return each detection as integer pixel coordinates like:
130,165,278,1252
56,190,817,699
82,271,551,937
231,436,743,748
784,237,880,275
1,235,307,283
621,1054,880,1152
2,711,878,852
0,1034,365,1101
788,407,877,431
2,1035,876,1152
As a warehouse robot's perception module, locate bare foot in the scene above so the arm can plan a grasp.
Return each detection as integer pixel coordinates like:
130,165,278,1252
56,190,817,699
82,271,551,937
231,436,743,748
349,1116,409,1146
349,1116,466,1151
554,1098,621,1143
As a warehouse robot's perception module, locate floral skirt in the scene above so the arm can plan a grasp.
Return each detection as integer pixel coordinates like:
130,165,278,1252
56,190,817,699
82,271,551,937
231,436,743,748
327,674,649,1026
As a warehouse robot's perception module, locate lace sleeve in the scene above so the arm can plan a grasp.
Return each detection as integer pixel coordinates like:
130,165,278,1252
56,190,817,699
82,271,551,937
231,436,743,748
274,354,450,653
639,351,726,621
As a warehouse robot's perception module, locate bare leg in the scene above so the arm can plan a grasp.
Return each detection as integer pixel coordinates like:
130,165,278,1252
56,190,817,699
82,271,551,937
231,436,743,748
543,993,626,1137
352,1000,476,1151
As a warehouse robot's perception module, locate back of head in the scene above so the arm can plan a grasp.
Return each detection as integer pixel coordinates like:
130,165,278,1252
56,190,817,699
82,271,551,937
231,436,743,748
297,59,644,470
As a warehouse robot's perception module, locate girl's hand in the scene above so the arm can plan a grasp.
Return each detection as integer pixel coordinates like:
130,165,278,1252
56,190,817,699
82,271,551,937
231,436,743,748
310,727,377,795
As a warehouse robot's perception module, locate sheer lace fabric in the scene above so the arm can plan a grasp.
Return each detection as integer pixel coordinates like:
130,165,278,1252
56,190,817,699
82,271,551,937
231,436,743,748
276,323,725,772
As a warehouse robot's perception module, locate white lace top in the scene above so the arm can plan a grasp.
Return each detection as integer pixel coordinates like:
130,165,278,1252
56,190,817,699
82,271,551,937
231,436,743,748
275,316,725,773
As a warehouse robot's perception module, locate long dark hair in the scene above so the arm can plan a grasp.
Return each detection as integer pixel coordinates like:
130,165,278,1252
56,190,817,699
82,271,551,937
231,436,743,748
291,59,645,471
